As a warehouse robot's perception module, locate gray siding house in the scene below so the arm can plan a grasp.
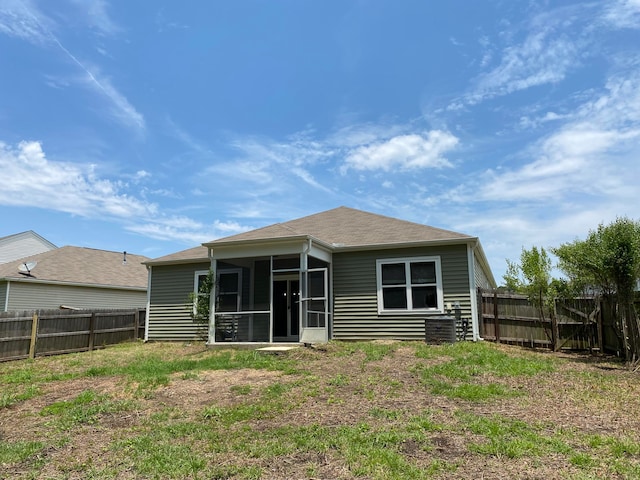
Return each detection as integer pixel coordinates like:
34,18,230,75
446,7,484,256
0,247,149,311
145,207,496,344
0,231,57,264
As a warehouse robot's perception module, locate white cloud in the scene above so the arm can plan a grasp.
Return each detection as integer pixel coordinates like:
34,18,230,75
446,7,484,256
0,140,156,219
341,131,458,173
0,139,249,246
474,69,640,205
603,0,640,29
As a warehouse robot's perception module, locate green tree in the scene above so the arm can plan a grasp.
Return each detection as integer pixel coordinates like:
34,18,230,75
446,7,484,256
553,217,640,363
188,269,214,341
503,246,560,350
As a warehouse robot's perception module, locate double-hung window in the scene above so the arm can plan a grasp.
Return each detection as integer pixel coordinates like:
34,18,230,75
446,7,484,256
376,257,443,314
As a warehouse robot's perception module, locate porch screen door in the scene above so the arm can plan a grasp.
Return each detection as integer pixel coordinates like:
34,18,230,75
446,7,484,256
300,267,329,343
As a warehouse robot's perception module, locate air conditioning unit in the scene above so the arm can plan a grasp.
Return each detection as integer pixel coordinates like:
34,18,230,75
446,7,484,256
424,316,457,344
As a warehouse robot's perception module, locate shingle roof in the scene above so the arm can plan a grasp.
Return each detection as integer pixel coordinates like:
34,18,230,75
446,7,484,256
206,206,473,248
144,246,209,265
0,246,149,289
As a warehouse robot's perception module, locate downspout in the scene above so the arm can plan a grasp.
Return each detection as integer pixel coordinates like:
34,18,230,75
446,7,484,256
144,266,151,341
4,280,10,312
467,240,483,341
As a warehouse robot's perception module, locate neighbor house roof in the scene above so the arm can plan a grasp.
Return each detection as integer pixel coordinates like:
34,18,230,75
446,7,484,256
0,246,149,289
205,206,473,249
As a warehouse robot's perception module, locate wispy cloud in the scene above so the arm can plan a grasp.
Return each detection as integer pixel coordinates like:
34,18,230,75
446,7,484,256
127,217,252,243
0,0,144,134
433,69,640,279
467,17,584,105
602,0,640,29
68,0,121,36
0,0,50,44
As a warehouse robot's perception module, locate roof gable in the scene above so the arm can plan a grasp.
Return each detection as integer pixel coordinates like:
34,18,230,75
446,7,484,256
0,246,149,289
206,206,472,248
0,230,57,264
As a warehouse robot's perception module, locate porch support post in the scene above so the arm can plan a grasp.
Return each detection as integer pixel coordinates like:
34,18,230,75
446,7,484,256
300,240,310,337
269,255,274,343
208,249,217,344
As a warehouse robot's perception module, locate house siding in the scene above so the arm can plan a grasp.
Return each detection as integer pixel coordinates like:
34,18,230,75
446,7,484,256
147,262,210,341
5,281,146,311
474,254,493,290
332,245,472,340
0,234,56,264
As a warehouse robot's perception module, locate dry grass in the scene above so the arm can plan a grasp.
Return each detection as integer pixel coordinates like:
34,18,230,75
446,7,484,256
1,340,639,479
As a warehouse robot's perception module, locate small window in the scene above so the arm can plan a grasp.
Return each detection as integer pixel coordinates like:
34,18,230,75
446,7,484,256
376,257,443,314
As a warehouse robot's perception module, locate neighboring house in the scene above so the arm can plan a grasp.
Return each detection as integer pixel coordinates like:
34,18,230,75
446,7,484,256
0,246,149,312
145,207,496,344
0,231,57,264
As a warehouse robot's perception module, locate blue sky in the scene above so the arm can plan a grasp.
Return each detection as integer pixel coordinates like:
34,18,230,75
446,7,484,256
1,0,639,282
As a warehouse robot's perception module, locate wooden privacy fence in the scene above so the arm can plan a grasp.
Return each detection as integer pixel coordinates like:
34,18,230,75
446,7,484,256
479,290,620,353
0,308,146,362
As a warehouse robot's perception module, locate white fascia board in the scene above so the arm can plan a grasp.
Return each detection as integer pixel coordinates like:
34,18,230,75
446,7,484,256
210,237,310,260
143,257,210,267
309,241,332,263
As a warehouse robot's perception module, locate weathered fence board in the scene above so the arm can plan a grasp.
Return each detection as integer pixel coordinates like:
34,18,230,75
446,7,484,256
479,290,602,352
0,308,145,361
479,290,640,356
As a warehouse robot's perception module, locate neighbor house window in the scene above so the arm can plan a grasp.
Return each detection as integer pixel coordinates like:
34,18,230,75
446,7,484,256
376,257,443,314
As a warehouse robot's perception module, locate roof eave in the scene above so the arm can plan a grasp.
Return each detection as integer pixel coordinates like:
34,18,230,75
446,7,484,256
143,257,210,267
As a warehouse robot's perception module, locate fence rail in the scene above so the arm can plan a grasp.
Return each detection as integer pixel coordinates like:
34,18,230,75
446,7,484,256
479,290,623,354
0,308,146,362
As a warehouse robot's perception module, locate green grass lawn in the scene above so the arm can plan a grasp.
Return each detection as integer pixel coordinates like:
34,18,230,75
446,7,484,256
1,340,639,479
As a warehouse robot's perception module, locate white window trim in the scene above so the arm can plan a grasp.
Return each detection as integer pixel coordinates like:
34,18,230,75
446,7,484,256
193,270,211,314
375,256,444,315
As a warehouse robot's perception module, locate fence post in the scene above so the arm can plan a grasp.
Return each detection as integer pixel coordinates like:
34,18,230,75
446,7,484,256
133,309,140,341
88,313,96,351
596,298,604,354
493,291,500,343
29,312,39,359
